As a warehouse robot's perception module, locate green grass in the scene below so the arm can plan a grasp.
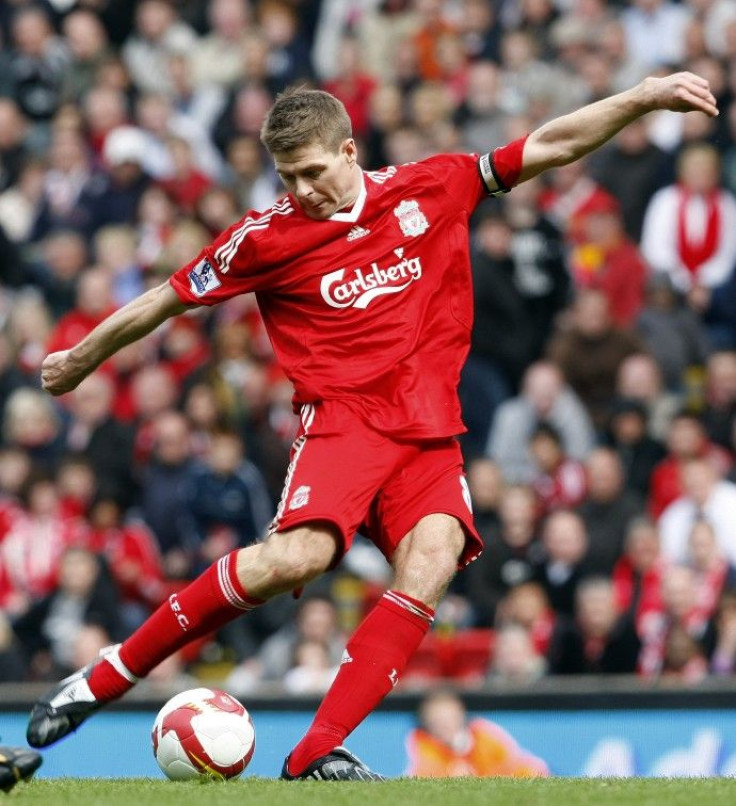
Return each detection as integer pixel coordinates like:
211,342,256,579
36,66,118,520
7,778,736,806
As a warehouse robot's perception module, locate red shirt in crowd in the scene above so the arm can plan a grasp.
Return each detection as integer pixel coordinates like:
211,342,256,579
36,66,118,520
171,155,489,440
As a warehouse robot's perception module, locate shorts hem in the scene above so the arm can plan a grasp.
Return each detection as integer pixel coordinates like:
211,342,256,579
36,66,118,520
272,513,351,569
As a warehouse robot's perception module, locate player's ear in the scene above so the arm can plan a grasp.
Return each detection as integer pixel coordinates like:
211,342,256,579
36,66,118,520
341,138,357,166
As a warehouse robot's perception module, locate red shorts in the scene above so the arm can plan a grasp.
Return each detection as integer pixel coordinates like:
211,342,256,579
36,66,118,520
270,400,483,568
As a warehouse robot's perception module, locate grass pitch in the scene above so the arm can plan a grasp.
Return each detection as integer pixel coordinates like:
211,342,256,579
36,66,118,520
7,777,736,806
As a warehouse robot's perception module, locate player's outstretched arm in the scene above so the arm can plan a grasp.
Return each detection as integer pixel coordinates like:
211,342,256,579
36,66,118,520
41,281,192,396
518,72,718,183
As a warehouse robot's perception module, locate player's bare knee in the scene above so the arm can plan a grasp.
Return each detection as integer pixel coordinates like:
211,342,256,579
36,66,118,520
247,524,339,595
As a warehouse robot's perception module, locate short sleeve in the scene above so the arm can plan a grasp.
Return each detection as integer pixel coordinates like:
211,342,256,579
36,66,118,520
417,153,488,215
169,209,278,306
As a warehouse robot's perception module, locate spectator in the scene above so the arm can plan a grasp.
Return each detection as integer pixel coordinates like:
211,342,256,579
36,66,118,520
547,288,643,430
710,588,736,675
62,10,115,101
226,595,345,694
137,410,195,578
606,398,666,499
568,193,647,327
612,516,665,634
636,273,710,392
30,229,88,319
534,509,588,616
686,519,736,622
577,448,643,576
405,690,548,777
282,639,340,695
13,547,121,680
641,144,736,296
587,117,670,241
488,361,595,483
64,374,136,506
489,623,547,684
639,564,715,677
122,0,198,96
190,0,251,90
8,6,69,123
465,457,502,538
85,495,167,630
529,422,587,516
702,350,736,450
93,225,145,307
615,353,681,444
465,485,541,627
0,98,32,193
649,410,732,518
659,458,736,566
180,428,272,574
563,577,641,674
621,0,690,70
2,387,62,472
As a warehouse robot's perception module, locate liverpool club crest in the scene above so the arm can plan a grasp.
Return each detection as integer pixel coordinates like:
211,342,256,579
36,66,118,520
394,199,429,237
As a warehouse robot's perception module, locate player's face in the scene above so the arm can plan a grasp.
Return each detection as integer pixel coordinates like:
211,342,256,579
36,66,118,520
273,139,360,220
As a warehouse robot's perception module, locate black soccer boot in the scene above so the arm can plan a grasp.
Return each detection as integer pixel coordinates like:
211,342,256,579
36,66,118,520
26,644,124,748
0,744,42,792
281,746,386,781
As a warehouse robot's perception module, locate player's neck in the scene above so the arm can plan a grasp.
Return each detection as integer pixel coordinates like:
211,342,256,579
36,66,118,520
338,167,364,213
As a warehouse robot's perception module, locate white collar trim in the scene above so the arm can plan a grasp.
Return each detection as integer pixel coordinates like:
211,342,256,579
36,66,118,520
328,170,366,223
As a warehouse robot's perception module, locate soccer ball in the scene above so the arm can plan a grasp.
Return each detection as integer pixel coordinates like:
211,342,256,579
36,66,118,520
151,687,255,781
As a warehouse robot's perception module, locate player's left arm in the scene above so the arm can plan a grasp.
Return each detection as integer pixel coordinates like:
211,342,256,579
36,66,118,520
481,72,718,194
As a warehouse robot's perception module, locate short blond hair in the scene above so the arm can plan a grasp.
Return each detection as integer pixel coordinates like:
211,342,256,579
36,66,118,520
260,87,352,155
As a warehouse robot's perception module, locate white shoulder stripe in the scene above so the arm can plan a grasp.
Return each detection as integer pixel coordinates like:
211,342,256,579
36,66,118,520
214,199,294,273
366,166,397,185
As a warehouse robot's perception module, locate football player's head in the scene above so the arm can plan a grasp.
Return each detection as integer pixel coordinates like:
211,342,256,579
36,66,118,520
261,88,360,220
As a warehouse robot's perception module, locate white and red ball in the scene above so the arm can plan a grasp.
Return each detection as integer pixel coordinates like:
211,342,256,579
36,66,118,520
151,687,255,781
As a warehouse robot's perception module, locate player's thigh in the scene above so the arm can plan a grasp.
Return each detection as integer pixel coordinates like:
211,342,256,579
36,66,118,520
236,522,342,597
270,400,408,564
372,439,484,603
391,513,467,607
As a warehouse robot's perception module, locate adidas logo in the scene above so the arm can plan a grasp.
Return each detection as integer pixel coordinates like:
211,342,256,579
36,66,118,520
347,225,370,242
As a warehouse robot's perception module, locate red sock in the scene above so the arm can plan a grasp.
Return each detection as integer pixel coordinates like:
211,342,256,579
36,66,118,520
88,551,263,700
287,590,434,774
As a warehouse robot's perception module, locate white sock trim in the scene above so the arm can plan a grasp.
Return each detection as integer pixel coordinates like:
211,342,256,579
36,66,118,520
102,644,139,683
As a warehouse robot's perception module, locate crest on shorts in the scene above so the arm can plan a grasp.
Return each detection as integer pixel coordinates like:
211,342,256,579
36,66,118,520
394,199,429,237
289,485,311,510
188,257,221,297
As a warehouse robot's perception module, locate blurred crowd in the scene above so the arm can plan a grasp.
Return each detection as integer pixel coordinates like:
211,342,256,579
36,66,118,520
2,0,736,692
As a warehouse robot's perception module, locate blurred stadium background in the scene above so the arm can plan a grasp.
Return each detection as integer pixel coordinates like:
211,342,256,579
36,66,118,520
2,0,736,779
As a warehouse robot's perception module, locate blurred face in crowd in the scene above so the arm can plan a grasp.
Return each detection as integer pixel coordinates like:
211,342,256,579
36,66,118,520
492,624,542,680
576,581,617,638
572,289,611,338
273,139,360,220
681,459,717,507
661,566,696,620
12,9,52,57
0,99,26,150
59,549,99,597
504,583,549,628
707,352,736,406
63,10,108,60
153,411,191,466
677,145,721,194
666,415,705,458
530,430,563,474
624,520,660,572
76,269,113,317
617,354,662,402
210,0,250,38
477,216,513,259
137,0,175,41
543,511,588,565
586,449,623,503
298,598,338,643
132,365,178,420
207,432,243,476
611,407,646,445
499,485,536,547
419,693,468,747
466,458,503,513
71,374,115,426
522,363,563,418
688,520,722,572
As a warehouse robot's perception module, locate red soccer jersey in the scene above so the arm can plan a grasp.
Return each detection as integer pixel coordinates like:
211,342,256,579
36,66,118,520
170,154,488,439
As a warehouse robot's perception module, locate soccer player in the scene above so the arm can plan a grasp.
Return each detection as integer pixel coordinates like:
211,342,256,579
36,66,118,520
27,73,716,780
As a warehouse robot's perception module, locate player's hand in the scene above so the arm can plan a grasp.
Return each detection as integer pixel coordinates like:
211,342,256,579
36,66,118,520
40,350,87,396
641,72,719,117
